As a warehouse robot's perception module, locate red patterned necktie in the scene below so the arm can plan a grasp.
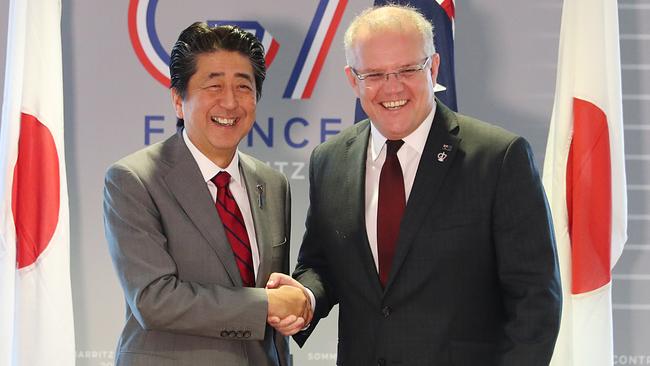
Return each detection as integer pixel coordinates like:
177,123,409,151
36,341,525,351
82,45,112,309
377,139,405,287
212,171,255,287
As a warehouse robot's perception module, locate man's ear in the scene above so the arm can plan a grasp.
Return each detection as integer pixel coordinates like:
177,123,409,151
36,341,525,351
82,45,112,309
429,53,441,82
344,66,361,98
171,88,184,120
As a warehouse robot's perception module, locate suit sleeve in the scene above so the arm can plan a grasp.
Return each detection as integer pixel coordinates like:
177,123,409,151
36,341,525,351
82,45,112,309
292,146,340,346
103,163,269,340
492,137,562,365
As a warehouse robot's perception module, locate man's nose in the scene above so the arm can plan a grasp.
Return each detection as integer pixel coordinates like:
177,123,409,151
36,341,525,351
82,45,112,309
219,87,238,109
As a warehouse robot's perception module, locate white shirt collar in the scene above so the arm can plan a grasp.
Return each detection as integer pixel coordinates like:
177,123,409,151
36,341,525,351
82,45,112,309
369,102,437,161
182,129,242,184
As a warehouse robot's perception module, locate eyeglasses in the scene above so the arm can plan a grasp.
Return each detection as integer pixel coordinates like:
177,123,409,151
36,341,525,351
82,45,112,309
350,56,432,84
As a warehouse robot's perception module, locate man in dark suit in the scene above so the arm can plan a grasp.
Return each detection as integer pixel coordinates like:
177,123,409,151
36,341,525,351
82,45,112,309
104,23,310,366
268,4,561,365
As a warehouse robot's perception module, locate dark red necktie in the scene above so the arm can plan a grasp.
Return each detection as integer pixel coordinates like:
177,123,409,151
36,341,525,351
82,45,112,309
212,171,255,287
377,139,405,287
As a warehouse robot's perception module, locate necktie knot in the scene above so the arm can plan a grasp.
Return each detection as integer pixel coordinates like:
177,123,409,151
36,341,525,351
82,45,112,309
386,139,404,155
212,171,231,189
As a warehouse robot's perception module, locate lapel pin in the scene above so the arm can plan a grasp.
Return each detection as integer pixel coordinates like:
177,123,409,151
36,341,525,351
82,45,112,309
256,184,264,209
442,144,453,152
437,152,448,162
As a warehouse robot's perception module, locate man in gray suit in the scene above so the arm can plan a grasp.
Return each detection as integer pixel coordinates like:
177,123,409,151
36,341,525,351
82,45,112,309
104,23,310,366
269,5,562,365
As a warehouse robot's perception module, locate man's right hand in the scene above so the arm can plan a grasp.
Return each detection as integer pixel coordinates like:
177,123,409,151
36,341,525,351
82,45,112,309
265,273,313,335
266,285,310,318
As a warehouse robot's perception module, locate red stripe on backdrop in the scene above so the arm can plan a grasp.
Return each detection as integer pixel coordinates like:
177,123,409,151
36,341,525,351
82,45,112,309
566,97,612,294
11,113,60,269
266,39,280,69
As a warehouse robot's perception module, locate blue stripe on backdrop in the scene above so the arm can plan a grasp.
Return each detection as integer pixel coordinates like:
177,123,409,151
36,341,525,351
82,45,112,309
354,0,457,123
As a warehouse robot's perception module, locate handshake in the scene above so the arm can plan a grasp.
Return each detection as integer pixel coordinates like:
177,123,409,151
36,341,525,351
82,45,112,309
265,273,313,336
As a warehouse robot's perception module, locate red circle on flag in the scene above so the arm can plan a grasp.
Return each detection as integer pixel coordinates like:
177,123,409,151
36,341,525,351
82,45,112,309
12,113,60,268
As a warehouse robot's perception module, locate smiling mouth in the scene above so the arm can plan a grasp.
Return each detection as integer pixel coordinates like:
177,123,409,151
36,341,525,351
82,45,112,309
381,99,407,110
210,116,237,126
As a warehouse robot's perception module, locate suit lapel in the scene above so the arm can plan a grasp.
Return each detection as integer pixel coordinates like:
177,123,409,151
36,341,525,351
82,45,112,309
162,133,242,286
384,102,462,291
238,153,271,287
344,121,384,297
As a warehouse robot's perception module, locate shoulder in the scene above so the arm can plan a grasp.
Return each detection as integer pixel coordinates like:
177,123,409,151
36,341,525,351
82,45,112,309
105,133,181,184
456,113,519,147
312,120,370,158
449,111,532,161
448,112,537,176
431,101,534,167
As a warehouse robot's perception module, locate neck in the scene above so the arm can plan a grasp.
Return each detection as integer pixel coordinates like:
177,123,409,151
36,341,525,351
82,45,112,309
209,150,236,169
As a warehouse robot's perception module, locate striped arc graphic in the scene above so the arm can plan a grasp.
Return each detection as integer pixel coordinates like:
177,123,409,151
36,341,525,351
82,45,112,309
283,0,348,99
128,0,170,88
128,0,280,88
128,0,169,87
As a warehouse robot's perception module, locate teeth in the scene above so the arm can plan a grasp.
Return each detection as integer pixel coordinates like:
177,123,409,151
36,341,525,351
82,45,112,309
211,116,236,126
381,100,407,109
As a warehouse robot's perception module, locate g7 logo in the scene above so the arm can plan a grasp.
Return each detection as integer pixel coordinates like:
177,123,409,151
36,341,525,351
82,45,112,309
128,0,348,99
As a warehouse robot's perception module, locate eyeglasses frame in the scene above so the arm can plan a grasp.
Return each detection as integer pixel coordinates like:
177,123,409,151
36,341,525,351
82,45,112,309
350,56,433,82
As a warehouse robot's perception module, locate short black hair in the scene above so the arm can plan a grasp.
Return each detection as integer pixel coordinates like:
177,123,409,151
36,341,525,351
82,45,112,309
169,22,266,128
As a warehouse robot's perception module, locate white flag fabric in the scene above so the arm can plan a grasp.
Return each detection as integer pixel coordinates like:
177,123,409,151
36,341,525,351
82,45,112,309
0,0,75,365
542,0,627,365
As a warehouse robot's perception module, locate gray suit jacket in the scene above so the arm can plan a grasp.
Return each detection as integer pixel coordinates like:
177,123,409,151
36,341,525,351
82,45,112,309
293,101,561,365
104,132,291,366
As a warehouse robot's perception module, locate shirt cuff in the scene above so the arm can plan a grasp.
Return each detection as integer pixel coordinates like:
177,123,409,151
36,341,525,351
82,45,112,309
302,287,316,330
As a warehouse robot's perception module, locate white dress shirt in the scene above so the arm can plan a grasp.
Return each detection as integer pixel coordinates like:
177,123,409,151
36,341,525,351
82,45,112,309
365,104,436,272
183,129,261,277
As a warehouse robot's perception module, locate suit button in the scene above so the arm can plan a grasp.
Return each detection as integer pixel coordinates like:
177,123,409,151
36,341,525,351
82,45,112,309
243,330,251,338
220,330,229,337
378,358,386,366
382,306,391,318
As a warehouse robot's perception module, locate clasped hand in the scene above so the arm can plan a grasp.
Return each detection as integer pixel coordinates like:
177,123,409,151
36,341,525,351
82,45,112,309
265,273,313,336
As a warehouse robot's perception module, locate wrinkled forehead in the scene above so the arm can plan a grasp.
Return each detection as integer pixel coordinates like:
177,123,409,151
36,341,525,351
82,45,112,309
350,28,426,65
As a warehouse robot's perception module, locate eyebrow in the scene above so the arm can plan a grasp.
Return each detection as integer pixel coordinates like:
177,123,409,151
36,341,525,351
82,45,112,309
206,72,254,83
